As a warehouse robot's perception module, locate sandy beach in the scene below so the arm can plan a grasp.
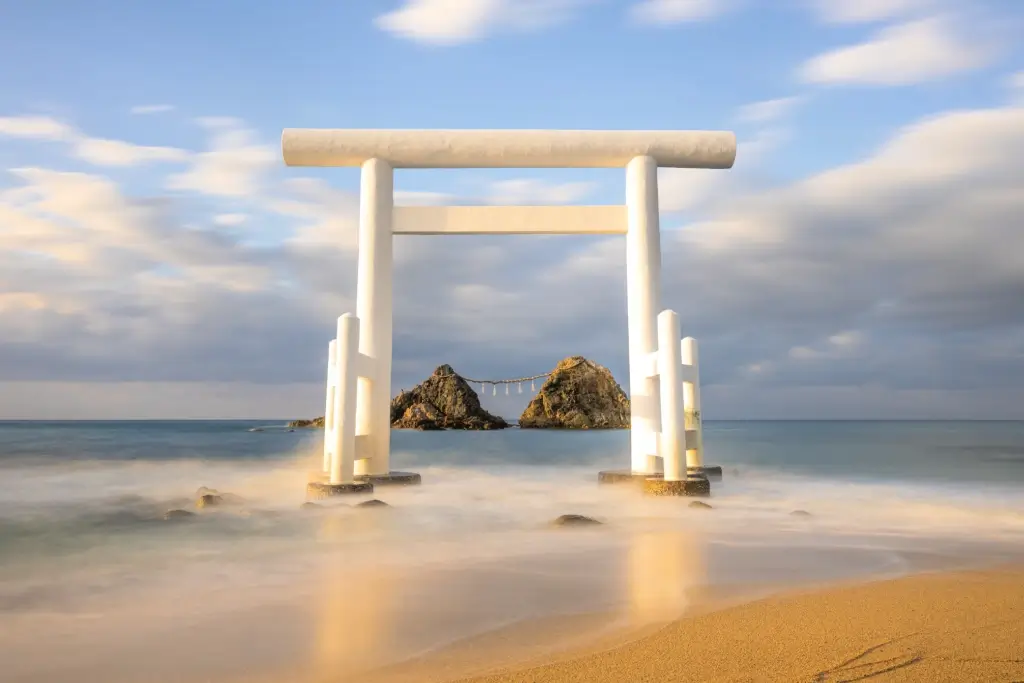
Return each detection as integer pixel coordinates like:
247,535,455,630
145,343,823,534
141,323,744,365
361,565,1024,683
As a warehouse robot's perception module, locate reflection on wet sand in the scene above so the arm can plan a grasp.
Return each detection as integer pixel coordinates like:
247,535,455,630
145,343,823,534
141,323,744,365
307,507,404,682
627,527,707,625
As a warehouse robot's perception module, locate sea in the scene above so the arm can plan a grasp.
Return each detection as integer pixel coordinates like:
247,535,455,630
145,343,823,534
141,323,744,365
2,420,1024,683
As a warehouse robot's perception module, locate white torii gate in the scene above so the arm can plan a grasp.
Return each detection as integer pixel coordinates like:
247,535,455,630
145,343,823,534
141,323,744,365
282,129,736,497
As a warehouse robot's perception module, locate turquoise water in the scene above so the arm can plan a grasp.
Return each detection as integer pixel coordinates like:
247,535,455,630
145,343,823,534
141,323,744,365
2,421,1024,683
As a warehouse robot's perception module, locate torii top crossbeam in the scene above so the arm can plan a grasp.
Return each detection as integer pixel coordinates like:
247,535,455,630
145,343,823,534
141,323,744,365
281,129,737,169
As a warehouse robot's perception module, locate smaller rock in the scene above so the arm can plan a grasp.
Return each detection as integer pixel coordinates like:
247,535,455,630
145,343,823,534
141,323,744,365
356,499,390,508
689,501,713,509
551,514,602,527
163,509,196,520
194,487,245,507
790,509,812,517
288,417,325,428
300,502,323,510
196,494,223,509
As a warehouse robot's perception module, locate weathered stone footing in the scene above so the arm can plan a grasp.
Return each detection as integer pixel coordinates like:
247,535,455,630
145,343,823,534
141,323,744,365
307,481,374,499
643,476,711,497
357,471,422,487
599,466,724,485
688,465,723,479
597,469,650,484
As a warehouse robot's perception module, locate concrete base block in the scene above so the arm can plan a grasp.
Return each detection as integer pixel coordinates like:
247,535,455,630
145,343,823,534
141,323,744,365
688,465,723,480
597,469,660,485
600,467,723,485
356,471,422,486
642,476,711,497
306,481,374,499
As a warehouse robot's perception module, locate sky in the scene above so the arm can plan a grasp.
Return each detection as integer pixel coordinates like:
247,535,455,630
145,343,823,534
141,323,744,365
1,0,1023,420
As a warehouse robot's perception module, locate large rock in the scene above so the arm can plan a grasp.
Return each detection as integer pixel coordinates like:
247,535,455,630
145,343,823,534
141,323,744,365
519,356,630,429
390,365,509,431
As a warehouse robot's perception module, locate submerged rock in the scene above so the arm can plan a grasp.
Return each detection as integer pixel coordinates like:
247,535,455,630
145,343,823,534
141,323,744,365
163,509,196,520
689,501,713,509
519,357,630,429
391,365,509,431
300,502,323,510
790,509,812,517
196,494,223,509
551,514,602,527
356,499,390,508
194,487,245,508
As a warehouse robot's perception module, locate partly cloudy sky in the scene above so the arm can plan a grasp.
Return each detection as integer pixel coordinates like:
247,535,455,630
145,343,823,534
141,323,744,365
1,0,1023,419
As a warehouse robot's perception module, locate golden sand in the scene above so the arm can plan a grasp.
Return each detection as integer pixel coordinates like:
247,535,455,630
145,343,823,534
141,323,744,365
361,566,1024,683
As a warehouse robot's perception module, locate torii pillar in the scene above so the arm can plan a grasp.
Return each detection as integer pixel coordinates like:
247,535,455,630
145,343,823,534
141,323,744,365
282,129,735,497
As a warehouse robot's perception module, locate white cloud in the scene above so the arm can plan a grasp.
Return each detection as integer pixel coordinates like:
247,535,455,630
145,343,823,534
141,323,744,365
629,0,731,24
789,331,866,360
214,213,247,226
0,114,190,167
394,190,455,206
735,96,805,124
484,179,596,205
167,118,276,197
73,137,189,167
799,17,992,85
129,104,174,115
375,0,588,45
0,116,75,141
809,0,934,24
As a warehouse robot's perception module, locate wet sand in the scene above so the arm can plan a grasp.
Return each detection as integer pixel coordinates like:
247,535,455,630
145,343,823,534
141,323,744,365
368,565,1024,683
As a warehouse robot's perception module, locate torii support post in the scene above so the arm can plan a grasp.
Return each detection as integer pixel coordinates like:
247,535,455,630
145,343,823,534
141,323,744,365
642,311,710,497
309,314,374,498
683,337,721,480
282,128,736,492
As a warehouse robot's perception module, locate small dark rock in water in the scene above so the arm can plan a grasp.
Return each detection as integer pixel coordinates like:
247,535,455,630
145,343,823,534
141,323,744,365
194,488,245,507
356,499,389,508
196,494,223,509
551,514,602,527
300,502,323,510
163,509,195,520
689,501,713,509
790,509,812,517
